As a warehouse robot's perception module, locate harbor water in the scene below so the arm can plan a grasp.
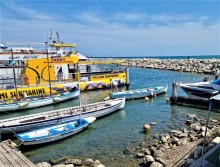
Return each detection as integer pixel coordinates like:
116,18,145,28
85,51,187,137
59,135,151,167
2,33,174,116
1,66,220,166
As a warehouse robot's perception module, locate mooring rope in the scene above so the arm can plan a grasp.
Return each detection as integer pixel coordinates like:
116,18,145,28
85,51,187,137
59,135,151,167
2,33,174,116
0,125,24,148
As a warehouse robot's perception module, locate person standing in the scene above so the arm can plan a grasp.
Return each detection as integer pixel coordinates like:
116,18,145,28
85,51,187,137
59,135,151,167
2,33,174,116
214,69,219,80
110,79,118,93
57,67,63,82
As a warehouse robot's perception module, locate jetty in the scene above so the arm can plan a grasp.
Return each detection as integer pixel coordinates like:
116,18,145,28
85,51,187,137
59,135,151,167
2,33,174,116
0,140,36,167
121,58,220,74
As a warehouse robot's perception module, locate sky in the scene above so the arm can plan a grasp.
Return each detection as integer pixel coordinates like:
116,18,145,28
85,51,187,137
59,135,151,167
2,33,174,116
1,0,220,57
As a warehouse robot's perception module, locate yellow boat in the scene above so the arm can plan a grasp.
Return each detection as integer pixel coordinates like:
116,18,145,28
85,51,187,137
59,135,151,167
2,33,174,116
0,43,129,100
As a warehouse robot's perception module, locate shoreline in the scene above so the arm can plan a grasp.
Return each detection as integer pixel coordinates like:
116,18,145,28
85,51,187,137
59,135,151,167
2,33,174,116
122,113,220,167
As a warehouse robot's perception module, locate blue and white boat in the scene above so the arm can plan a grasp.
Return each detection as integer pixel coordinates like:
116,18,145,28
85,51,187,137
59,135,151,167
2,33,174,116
179,79,220,98
0,90,79,113
16,117,96,146
109,85,168,100
0,98,125,133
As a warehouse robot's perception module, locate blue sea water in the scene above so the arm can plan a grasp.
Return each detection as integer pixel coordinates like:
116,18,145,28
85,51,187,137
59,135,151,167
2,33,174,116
2,65,220,167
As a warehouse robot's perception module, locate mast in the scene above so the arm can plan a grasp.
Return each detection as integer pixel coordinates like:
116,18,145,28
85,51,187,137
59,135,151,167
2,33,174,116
46,42,52,96
11,48,19,100
78,71,82,121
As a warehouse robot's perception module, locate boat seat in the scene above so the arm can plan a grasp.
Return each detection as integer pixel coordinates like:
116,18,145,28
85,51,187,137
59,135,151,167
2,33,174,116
20,135,30,140
105,103,112,106
66,124,74,129
49,129,59,134
77,119,84,124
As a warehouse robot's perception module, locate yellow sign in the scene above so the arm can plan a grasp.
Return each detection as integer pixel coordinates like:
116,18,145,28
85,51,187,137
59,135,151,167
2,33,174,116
105,74,119,78
0,86,57,100
91,74,119,80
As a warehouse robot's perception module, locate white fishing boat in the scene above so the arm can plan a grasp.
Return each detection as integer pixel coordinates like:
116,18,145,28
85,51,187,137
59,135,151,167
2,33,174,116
0,89,79,113
15,117,96,146
0,97,125,133
110,85,168,100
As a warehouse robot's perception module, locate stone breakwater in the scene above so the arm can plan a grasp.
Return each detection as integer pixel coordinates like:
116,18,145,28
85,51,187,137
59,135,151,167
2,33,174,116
121,58,220,74
122,114,220,167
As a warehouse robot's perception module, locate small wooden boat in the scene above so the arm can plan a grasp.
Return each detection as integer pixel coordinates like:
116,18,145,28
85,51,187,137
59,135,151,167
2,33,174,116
110,85,168,100
0,98,125,133
0,90,80,113
16,117,96,146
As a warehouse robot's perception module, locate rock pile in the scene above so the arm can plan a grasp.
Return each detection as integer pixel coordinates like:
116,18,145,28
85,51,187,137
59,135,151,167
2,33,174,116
122,114,220,167
36,157,105,167
121,58,220,74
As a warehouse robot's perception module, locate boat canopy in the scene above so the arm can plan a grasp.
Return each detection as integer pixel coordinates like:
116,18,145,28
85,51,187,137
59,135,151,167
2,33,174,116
210,79,220,85
78,60,125,65
76,52,88,60
49,43,76,48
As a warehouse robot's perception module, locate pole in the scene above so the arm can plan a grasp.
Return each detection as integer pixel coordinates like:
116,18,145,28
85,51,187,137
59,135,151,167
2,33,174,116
78,72,82,121
125,67,130,89
200,99,212,166
0,126,1,142
172,82,178,97
11,49,19,100
46,42,52,96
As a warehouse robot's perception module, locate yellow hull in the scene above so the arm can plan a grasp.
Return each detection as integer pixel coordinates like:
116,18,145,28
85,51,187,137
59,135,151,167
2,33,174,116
0,78,126,100
80,78,125,91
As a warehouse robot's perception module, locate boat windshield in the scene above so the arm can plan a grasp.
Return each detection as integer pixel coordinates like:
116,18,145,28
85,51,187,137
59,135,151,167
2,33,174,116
210,79,220,85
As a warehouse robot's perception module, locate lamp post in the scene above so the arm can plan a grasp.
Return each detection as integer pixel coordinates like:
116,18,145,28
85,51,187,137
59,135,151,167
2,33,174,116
200,94,220,166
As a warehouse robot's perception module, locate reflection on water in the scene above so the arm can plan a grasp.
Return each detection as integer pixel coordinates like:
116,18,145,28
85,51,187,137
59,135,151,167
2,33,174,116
1,67,220,167
118,109,126,119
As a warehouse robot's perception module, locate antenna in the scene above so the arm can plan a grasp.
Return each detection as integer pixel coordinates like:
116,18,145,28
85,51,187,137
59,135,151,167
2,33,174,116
56,32,59,42
49,28,53,41
55,31,63,43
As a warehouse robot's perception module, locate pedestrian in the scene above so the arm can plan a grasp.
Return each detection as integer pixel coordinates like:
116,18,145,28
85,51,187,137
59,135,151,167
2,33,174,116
57,67,63,82
214,69,219,80
203,76,210,82
110,79,118,93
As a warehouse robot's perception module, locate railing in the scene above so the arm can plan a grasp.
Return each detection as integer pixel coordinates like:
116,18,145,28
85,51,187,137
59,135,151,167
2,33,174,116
0,66,127,90
0,74,22,89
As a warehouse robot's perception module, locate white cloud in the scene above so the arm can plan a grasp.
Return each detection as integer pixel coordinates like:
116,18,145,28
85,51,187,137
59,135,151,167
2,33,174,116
113,13,146,21
3,0,57,20
78,13,107,26
1,2,220,57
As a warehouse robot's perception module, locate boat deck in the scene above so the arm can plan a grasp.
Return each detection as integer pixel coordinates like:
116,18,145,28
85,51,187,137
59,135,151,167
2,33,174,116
0,140,36,167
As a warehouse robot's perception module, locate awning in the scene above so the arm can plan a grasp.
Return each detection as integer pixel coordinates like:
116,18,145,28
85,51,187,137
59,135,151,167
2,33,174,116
49,43,76,48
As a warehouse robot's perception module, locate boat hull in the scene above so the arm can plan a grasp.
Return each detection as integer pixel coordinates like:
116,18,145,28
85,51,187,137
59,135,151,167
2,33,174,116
178,79,220,98
179,85,219,98
16,117,96,145
110,86,168,100
0,98,125,133
0,90,79,113
22,125,87,145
